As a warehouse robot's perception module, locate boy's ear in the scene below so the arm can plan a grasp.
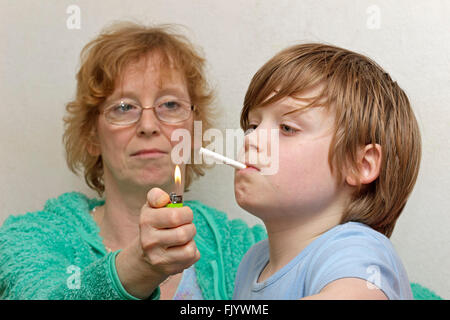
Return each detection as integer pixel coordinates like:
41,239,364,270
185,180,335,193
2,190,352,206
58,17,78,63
346,144,382,186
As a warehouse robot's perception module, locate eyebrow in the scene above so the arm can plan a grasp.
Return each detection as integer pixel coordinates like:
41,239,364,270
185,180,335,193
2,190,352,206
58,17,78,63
277,103,322,126
248,103,312,124
279,103,311,117
107,91,139,101
157,87,190,100
105,86,190,104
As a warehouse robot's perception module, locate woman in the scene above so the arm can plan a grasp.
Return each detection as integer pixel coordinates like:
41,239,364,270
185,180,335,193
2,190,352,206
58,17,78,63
0,21,266,300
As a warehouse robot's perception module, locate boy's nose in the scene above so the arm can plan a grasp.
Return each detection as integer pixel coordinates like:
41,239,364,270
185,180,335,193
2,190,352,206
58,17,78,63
244,129,260,153
244,127,267,166
243,125,278,167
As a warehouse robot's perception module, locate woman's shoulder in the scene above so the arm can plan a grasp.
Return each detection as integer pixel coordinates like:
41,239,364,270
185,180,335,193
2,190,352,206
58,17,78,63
185,200,231,230
1,191,103,235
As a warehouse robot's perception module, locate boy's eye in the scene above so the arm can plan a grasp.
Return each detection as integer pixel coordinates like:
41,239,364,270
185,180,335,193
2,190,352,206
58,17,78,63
280,124,298,134
244,124,258,135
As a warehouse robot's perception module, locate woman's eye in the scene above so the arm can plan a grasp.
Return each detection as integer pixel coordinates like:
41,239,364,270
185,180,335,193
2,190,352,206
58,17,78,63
280,124,298,134
161,100,181,110
114,102,135,113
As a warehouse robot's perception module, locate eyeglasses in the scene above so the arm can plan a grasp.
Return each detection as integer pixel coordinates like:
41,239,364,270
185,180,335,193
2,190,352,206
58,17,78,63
101,98,195,126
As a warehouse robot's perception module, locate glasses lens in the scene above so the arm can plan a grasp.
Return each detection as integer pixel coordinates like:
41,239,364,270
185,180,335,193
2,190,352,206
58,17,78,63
155,99,192,123
105,101,141,125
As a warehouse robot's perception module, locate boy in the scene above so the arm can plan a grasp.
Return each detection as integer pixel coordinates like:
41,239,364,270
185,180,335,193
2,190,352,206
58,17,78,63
233,43,421,299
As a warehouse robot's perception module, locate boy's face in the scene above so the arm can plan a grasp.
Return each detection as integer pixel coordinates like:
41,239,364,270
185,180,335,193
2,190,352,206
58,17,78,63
234,86,349,225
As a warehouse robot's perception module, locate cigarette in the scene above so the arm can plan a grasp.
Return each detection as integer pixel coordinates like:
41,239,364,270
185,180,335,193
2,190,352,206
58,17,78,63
199,147,247,170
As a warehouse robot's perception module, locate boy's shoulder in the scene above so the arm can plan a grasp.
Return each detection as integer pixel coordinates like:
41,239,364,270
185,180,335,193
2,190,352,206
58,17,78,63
238,222,392,271
305,222,412,299
308,222,397,263
329,221,390,239
321,221,393,249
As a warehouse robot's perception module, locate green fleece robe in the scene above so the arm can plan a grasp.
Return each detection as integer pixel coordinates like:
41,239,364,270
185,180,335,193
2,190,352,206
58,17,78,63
0,192,266,300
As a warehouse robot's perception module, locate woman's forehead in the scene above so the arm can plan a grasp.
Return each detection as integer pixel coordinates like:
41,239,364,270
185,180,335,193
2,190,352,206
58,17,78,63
121,53,184,82
115,53,188,95
125,51,170,72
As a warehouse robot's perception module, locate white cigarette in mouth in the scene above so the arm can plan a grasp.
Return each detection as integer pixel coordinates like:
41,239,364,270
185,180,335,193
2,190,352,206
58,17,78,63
198,147,247,170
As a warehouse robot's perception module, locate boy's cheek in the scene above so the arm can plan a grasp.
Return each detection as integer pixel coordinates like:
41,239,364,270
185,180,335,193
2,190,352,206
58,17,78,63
271,154,327,194
234,176,262,212
234,182,248,209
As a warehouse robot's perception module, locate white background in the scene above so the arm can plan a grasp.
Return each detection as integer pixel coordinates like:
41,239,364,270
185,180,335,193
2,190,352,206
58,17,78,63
0,0,449,298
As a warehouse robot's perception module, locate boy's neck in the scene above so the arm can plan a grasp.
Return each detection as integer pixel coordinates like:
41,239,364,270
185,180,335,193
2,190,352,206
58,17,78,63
258,210,343,283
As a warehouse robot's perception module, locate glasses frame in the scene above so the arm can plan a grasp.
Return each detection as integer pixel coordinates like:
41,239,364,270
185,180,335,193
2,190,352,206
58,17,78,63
101,99,196,126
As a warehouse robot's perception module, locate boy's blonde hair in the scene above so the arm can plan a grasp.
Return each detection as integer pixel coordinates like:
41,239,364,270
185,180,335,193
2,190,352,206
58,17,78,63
63,21,215,196
241,43,421,238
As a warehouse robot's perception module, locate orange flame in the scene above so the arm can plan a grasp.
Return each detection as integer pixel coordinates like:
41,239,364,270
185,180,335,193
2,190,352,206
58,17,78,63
174,165,181,185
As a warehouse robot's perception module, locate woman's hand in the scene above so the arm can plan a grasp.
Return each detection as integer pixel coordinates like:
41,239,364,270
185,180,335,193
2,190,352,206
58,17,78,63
115,188,200,299
140,187,200,276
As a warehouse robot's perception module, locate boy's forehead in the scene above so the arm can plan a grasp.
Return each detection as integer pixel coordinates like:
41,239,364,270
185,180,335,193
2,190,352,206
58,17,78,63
248,92,334,127
285,83,325,99
250,99,327,117
253,84,328,111
260,83,326,104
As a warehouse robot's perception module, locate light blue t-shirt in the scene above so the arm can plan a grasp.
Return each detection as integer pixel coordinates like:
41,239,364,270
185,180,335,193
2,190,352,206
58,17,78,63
173,265,204,300
233,222,413,300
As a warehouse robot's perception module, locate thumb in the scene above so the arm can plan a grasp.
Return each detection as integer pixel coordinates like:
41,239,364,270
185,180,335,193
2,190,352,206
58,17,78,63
147,187,170,208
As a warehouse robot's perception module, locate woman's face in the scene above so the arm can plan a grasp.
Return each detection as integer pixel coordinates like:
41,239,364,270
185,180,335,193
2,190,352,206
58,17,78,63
93,52,193,193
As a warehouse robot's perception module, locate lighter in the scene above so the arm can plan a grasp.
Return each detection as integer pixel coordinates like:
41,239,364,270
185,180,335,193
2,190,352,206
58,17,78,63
166,165,183,208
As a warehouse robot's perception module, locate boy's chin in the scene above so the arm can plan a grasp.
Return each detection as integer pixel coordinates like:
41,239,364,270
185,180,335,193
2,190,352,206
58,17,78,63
235,193,271,220
234,182,274,219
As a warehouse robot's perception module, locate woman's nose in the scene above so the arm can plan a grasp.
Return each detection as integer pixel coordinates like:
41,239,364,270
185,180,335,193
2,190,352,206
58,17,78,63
136,108,161,137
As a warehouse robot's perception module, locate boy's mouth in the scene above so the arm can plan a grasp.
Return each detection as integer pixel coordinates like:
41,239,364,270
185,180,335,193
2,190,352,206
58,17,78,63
243,163,261,172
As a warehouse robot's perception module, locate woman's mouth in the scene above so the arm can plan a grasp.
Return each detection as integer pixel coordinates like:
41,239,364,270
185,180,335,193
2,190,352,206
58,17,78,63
131,149,168,159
